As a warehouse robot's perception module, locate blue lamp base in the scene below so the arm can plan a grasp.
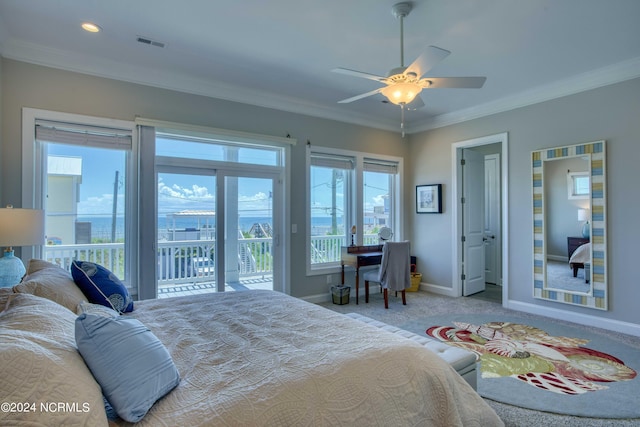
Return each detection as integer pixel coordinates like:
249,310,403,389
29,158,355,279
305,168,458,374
0,250,26,287
582,221,590,239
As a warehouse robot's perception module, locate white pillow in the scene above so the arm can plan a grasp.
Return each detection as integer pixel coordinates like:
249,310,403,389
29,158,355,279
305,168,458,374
14,265,87,312
0,293,108,426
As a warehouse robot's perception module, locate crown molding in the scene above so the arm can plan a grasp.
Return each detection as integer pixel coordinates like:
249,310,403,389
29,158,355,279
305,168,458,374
1,39,400,133
410,56,640,133
3,39,639,135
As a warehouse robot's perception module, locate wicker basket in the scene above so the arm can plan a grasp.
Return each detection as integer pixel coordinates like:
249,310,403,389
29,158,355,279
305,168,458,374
408,273,422,292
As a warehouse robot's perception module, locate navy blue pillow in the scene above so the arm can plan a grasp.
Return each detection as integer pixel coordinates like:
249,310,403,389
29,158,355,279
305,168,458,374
71,261,133,313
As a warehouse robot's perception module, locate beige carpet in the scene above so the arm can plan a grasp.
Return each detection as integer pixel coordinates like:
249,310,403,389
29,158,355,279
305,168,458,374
318,289,640,427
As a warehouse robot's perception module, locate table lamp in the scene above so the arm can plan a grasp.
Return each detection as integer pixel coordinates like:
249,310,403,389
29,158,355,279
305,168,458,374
577,208,590,238
0,206,45,287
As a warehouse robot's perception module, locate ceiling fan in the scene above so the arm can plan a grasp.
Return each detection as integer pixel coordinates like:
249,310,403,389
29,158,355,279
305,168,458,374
332,2,486,136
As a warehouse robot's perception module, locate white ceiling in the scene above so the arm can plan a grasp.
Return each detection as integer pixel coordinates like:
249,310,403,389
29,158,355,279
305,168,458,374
1,0,639,133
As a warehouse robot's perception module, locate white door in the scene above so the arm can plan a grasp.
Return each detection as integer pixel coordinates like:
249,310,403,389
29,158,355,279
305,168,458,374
484,154,501,285
462,148,486,296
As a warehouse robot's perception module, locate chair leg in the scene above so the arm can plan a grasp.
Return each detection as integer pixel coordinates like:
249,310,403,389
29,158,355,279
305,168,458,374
384,288,389,309
365,280,369,303
402,290,406,305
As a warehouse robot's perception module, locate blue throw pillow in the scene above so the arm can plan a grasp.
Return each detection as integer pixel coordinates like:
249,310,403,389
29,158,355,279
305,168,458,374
71,260,133,313
75,313,180,423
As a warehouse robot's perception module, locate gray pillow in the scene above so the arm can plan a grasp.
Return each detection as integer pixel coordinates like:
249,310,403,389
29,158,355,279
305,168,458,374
75,313,180,423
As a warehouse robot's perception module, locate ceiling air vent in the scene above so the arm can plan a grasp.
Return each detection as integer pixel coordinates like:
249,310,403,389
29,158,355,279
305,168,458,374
136,36,166,48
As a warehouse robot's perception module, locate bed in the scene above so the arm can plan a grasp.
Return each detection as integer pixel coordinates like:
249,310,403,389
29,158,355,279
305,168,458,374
569,242,591,282
1,260,503,426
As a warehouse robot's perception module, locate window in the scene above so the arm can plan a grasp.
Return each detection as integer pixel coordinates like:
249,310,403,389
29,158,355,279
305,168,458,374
568,172,590,199
307,148,401,272
156,133,282,166
363,159,397,244
150,127,289,298
31,117,136,293
308,153,353,267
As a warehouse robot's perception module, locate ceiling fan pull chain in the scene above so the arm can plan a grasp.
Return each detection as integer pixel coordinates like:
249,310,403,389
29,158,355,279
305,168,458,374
400,104,406,138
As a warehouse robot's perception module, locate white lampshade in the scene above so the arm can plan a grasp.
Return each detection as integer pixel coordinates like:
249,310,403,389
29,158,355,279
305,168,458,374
0,207,45,247
0,207,45,287
577,208,589,222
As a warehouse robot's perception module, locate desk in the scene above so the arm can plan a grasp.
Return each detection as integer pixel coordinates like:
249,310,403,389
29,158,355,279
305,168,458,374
341,245,383,304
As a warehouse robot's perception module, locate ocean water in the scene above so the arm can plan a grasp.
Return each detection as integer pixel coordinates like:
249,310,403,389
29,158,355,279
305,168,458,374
76,215,344,240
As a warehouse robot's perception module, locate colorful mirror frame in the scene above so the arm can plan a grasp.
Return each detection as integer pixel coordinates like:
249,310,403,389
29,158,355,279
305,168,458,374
532,140,607,310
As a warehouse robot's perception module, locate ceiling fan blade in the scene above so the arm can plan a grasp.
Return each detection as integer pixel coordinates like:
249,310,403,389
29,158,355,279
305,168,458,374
405,46,450,78
337,88,383,104
332,67,387,82
424,77,487,89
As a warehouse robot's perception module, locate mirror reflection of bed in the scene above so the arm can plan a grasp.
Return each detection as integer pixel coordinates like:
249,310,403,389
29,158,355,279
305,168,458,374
543,155,592,294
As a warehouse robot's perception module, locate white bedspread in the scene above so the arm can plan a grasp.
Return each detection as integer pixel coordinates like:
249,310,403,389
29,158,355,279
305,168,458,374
570,242,591,264
118,290,502,426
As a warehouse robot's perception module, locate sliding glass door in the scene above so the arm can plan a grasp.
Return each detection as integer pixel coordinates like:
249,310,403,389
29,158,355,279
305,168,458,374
156,168,281,298
223,175,275,291
157,170,217,298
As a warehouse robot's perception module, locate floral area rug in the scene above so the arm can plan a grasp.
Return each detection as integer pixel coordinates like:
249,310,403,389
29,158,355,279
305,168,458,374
400,314,640,418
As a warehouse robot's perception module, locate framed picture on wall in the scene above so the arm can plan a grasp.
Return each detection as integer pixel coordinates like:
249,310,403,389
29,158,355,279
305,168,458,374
416,184,442,214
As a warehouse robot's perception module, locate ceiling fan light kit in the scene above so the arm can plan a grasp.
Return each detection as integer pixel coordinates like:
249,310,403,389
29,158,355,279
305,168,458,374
380,82,421,105
332,2,486,135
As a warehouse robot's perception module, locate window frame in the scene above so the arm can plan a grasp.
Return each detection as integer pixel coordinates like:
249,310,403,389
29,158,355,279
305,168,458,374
21,108,138,295
305,145,403,275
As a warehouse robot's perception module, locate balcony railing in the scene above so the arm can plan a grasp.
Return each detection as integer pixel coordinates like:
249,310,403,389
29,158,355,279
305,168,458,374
43,234,380,287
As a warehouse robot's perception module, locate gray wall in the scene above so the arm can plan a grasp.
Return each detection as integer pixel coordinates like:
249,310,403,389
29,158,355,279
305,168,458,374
408,77,640,326
0,58,407,298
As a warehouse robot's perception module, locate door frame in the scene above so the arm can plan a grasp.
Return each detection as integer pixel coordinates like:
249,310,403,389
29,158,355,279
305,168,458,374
451,132,509,305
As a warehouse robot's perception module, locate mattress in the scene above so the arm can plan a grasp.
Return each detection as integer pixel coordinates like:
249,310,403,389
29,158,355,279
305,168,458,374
117,290,502,426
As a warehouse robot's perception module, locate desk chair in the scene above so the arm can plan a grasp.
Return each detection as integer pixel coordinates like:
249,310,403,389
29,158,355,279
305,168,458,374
363,241,411,309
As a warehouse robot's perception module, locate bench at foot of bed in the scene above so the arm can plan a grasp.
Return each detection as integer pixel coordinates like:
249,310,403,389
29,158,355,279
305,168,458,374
345,312,478,390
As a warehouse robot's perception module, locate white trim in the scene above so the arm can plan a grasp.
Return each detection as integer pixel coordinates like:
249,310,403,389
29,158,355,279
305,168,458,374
423,283,458,298
508,300,640,338
451,132,509,306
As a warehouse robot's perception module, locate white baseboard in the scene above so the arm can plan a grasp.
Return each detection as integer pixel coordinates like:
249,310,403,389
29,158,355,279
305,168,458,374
302,293,332,304
303,282,439,304
422,282,457,297
507,300,640,338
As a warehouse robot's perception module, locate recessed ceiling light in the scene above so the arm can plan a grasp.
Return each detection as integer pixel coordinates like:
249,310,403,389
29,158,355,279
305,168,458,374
81,22,101,33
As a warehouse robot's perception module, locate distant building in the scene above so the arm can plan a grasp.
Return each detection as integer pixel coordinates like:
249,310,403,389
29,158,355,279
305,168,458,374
47,156,83,244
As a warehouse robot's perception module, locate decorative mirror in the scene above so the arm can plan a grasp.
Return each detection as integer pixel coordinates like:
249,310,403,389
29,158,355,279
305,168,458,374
378,226,393,242
532,140,607,310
